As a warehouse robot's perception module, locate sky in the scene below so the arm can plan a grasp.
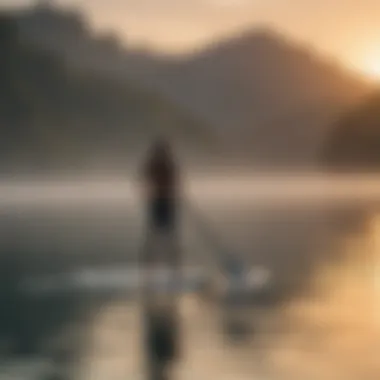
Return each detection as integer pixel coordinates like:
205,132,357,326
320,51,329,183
2,0,380,77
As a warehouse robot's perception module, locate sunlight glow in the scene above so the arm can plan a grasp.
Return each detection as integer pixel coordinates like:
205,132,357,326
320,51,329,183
362,51,380,80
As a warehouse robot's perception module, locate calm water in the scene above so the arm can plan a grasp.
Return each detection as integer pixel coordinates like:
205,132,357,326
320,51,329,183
1,177,380,379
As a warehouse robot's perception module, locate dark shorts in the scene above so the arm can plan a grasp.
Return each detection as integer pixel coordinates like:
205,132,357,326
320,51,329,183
150,197,176,230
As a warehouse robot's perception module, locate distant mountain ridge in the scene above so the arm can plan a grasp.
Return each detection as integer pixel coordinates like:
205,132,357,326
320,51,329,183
0,10,213,176
14,3,373,168
145,28,371,166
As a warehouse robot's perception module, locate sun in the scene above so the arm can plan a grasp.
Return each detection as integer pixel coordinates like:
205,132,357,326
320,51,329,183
364,60,380,79
360,51,380,80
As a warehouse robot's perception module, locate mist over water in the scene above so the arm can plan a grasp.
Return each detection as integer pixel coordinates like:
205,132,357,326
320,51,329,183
0,174,379,379
2,173,380,204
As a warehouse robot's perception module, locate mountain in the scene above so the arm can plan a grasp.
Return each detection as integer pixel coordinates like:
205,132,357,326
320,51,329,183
322,90,380,171
0,10,213,176
14,3,373,169
143,29,371,167
14,3,159,86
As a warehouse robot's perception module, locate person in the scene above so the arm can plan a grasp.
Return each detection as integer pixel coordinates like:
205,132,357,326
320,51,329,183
142,138,179,232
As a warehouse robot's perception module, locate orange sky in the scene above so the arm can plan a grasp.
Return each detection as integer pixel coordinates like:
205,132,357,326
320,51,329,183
3,0,380,78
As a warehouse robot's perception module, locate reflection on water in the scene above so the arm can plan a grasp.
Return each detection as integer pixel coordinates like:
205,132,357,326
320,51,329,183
0,179,379,379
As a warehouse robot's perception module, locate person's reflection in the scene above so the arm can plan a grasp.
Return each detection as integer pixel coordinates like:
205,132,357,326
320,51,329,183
221,289,253,344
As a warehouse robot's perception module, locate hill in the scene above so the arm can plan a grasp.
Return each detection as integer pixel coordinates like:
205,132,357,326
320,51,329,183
0,11,212,176
144,29,371,167
14,3,373,169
